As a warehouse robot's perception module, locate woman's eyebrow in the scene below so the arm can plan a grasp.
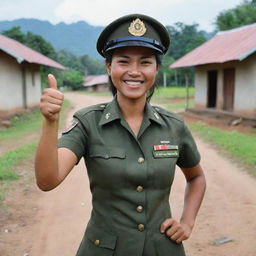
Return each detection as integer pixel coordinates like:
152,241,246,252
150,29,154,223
115,55,154,60
141,55,154,59
116,55,129,59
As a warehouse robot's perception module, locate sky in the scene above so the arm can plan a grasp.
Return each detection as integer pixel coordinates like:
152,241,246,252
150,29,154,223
0,0,244,32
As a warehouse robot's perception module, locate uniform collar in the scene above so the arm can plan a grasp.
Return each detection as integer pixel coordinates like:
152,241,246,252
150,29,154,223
99,97,165,126
99,97,122,126
144,102,166,126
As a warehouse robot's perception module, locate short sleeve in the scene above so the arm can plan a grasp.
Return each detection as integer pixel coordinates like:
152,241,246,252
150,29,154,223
176,123,200,168
58,117,88,163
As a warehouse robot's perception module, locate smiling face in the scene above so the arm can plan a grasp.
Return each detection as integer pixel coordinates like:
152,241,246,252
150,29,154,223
106,46,159,103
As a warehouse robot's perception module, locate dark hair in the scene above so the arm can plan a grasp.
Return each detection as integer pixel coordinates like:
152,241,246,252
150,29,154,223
105,51,162,102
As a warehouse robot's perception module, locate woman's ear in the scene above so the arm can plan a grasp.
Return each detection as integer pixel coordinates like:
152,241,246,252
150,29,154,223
105,62,111,75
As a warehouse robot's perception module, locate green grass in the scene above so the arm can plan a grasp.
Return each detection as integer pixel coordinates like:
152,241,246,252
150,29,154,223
0,143,36,181
153,86,195,100
152,87,195,111
0,109,42,141
80,87,195,100
190,121,256,174
0,100,71,201
80,87,195,111
80,90,112,97
162,100,195,111
0,100,71,142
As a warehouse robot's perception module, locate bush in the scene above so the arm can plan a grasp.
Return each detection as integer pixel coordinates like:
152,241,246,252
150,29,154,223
61,69,84,90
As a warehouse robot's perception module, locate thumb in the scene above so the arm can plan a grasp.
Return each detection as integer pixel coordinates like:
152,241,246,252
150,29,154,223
48,74,58,89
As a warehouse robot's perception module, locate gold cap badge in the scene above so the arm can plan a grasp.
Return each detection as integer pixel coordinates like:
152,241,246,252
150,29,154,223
128,18,147,36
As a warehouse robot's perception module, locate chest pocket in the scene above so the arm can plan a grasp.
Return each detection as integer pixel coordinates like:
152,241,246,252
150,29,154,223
89,146,126,159
87,146,126,188
76,224,117,256
152,149,179,189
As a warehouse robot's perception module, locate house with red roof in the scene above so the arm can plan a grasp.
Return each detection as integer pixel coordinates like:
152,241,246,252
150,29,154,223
84,74,109,92
0,34,65,115
170,23,256,118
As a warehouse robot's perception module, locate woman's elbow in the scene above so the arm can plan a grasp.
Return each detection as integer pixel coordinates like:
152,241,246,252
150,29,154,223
36,179,59,192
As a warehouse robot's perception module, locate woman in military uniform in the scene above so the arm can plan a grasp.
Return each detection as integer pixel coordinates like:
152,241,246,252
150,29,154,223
35,14,206,256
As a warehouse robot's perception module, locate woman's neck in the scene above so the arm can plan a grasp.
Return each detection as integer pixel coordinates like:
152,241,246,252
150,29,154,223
116,94,146,120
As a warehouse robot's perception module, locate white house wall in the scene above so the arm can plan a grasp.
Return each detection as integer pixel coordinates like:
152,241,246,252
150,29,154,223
0,51,42,111
194,57,256,117
0,51,23,110
194,68,207,108
234,54,256,115
24,64,41,107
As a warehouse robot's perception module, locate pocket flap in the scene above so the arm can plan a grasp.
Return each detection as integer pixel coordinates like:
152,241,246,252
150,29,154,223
89,146,125,159
85,224,117,250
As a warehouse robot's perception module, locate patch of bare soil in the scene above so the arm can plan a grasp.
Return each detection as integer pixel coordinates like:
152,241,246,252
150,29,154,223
182,110,256,134
1,93,256,256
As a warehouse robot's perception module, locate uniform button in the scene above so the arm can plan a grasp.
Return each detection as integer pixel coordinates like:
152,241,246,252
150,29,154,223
137,224,145,231
94,239,100,246
136,205,143,213
136,186,144,192
138,157,145,163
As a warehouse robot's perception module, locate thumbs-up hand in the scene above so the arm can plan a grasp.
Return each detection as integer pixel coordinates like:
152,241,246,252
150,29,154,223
40,74,64,121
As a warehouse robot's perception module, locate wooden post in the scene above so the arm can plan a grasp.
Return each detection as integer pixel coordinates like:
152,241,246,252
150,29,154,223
175,69,178,86
21,65,27,109
185,71,189,110
163,72,167,87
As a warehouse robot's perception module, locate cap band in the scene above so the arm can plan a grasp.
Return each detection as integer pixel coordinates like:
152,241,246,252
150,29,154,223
103,36,165,55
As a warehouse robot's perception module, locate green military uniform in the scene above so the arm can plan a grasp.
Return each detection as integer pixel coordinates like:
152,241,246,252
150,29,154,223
58,98,200,256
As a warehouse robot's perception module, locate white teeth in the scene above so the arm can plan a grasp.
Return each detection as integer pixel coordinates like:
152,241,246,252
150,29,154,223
125,81,141,85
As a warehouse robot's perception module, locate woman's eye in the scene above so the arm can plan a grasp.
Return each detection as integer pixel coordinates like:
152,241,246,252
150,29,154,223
118,60,128,64
141,61,152,65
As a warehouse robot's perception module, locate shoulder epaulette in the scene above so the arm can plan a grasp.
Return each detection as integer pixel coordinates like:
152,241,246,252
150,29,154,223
74,102,109,117
153,105,184,123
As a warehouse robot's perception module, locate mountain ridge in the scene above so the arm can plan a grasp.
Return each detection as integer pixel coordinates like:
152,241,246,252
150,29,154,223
0,18,104,58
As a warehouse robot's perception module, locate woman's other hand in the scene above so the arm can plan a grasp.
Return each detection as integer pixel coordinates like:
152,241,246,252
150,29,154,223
160,218,192,243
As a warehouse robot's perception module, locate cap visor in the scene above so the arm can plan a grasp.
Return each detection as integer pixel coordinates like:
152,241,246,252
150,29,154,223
105,41,163,54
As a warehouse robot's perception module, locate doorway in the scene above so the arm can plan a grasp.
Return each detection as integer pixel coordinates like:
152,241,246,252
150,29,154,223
223,68,235,111
207,70,217,108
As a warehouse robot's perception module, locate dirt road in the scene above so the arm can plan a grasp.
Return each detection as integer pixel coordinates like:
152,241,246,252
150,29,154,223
1,92,256,256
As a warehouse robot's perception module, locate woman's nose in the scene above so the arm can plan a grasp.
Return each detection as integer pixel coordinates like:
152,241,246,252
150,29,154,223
127,63,140,76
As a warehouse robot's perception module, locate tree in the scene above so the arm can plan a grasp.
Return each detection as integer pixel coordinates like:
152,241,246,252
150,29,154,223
215,0,256,31
26,32,57,60
60,69,84,90
80,55,105,75
157,55,176,87
165,23,207,87
2,26,26,43
167,23,206,60
57,49,84,74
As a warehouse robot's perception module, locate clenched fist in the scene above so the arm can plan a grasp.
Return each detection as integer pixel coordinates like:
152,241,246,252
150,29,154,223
40,74,64,121
160,218,192,244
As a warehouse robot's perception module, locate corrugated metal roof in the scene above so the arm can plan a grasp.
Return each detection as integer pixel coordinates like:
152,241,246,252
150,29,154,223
0,34,65,70
84,74,109,87
170,23,256,69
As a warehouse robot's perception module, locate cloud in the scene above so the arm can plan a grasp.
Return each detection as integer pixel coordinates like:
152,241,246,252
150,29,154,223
0,0,243,31
54,0,242,30
54,0,186,26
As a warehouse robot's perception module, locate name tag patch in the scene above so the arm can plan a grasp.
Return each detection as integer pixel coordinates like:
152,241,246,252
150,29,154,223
153,144,179,158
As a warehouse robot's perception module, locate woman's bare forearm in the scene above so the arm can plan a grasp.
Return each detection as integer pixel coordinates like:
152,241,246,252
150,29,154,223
35,118,60,191
180,171,206,228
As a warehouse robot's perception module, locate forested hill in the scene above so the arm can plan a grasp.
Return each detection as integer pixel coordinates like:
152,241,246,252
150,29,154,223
0,18,104,58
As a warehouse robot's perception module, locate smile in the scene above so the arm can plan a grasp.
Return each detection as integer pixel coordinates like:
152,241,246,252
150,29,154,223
124,80,143,87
